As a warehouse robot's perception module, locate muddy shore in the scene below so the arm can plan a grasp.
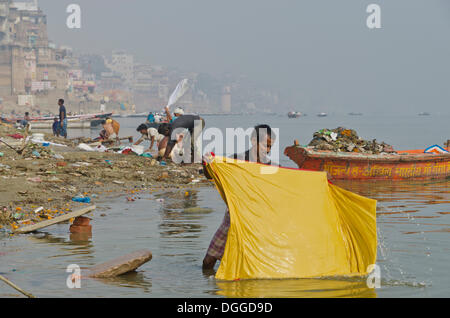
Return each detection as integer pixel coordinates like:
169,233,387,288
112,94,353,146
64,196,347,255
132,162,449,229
0,123,210,232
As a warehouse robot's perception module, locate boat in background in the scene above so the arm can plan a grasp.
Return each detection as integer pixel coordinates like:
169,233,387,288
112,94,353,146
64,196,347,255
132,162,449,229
30,119,92,129
288,111,304,118
284,141,450,181
317,112,328,117
418,112,431,116
5,113,112,129
348,112,363,116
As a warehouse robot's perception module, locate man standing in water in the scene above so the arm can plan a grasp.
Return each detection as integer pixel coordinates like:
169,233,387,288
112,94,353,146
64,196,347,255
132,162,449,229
58,99,67,139
202,124,276,270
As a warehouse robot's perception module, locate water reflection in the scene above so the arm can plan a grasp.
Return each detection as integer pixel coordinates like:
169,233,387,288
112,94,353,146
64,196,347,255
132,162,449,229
27,232,94,261
2,178,449,297
215,277,377,298
157,189,213,239
335,180,450,223
91,272,152,293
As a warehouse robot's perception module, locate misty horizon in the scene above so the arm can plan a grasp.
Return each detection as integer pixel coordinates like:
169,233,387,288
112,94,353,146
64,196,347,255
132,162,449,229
36,0,450,115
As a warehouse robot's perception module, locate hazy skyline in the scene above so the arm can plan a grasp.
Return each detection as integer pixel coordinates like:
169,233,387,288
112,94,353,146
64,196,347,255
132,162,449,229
37,0,450,114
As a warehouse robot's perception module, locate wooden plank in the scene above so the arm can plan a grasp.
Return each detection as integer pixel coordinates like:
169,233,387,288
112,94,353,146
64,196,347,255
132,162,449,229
14,205,96,234
83,249,152,278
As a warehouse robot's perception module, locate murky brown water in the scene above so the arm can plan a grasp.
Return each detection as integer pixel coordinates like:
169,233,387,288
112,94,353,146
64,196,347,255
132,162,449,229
1,179,448,298
1,115,449,297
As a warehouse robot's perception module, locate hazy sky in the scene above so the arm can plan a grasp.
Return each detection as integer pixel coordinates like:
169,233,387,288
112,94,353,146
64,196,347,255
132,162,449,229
37,0,450,114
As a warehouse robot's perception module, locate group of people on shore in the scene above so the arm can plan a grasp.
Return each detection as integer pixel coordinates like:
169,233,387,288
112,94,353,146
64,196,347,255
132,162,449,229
12,98,277,272
133,106,276,270
134,106,205,162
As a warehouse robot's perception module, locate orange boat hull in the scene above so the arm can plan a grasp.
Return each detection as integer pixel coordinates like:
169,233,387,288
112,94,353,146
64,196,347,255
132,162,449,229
284,146,450,181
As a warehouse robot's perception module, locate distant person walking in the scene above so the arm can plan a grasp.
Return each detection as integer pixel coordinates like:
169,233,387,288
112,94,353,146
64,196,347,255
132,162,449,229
58,99,67,139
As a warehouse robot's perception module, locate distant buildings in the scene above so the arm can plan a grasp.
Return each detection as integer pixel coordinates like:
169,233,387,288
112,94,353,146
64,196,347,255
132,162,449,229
0,1,283,114
106,50,134,89
0,0,69,108
221,86,231,113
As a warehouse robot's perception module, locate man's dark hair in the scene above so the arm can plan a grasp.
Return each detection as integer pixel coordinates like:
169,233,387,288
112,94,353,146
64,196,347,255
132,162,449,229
25,112,29,116
58,99,64,104
101,120,106,125
137,124,148,132
158,123,171,136
252,124,276,144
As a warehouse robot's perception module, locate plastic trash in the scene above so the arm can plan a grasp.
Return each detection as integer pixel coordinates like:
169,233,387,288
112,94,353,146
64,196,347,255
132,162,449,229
77,143,94,152
95,145,108,152
52,154,64,160
160,161,167,166
42,142,50,147
330,132,338,141
72,197,91,203
0,152,3,157
34,207,44,214
131,145,144,155
140,153,153,158
32,150,40,157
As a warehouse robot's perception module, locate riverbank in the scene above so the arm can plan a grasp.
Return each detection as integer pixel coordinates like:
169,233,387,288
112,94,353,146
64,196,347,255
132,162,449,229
0,123,209,232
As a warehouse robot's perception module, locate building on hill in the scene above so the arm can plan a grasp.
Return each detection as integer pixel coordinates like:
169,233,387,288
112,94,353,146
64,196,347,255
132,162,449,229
0,0,69,109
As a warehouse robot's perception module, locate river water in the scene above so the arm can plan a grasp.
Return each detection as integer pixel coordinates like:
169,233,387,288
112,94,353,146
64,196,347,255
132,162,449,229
1,114,449,297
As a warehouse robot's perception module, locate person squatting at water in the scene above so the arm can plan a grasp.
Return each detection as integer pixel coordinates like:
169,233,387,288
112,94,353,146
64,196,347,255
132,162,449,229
135,123,165,155
157,114,206,163
19,112,30,126
202,124,276,270
100,118,120,143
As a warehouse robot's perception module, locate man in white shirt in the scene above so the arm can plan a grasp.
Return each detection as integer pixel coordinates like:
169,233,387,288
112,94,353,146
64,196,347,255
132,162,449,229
135,123,164,153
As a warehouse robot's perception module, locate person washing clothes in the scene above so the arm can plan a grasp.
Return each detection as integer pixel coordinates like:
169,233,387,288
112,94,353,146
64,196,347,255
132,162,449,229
202,124,276,270
135,123,164,154
158,114,205,163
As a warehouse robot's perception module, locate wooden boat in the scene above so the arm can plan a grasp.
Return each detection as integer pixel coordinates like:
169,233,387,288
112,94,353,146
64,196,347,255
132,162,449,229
7,113,112,129
30,119,92,129
284,142,450,181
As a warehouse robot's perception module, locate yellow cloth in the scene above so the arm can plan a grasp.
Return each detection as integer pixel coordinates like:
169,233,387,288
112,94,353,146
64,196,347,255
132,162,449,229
206,156,377,281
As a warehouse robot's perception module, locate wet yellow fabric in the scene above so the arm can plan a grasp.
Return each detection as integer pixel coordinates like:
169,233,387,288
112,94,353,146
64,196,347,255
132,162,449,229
206,156,377,281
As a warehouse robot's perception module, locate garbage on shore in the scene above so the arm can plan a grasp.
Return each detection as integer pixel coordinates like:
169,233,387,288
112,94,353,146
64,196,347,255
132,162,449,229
308,127,395,154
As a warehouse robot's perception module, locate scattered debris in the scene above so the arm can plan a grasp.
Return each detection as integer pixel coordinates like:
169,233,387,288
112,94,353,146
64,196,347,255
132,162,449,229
308,127,395,154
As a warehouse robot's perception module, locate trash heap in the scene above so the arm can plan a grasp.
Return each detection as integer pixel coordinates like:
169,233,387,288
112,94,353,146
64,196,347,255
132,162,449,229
22,143,55,159
308,127,395,154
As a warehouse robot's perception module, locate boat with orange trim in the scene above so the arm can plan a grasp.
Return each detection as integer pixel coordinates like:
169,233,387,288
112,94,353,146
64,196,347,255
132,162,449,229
284,141,450,181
